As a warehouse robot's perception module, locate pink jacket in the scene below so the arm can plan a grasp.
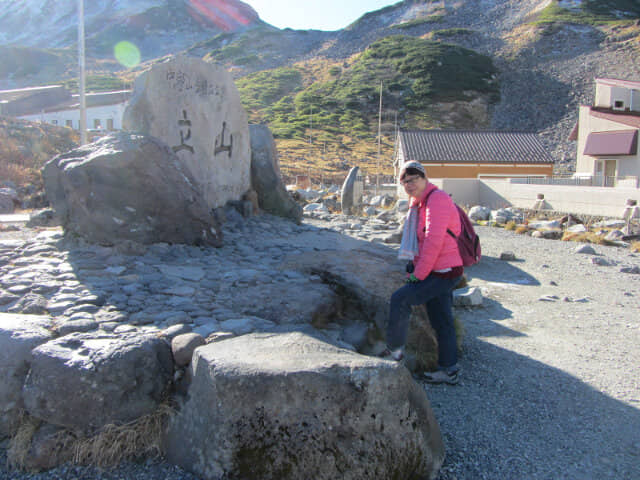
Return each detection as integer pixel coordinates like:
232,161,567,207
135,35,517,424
411,183,463,280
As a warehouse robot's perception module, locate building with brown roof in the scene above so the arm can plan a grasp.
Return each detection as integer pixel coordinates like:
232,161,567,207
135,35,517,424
395,129,554,179
572,78,640,187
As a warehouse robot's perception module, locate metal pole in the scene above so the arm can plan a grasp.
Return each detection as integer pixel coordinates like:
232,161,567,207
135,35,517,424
376,81,382,195
78,0,87,145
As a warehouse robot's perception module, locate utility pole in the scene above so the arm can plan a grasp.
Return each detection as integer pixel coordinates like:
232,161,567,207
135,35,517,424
78,0,87,145
393,111,398,178
376,81,382,195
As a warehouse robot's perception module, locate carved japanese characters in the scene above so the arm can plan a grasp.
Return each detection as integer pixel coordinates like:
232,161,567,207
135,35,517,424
123,56,251,210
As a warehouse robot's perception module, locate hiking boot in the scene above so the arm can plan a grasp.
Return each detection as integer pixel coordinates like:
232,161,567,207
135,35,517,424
378,347,404,362
424,368,460,385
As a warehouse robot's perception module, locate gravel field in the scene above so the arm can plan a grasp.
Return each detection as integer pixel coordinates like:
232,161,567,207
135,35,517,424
429,225,640,480
1,223,639,479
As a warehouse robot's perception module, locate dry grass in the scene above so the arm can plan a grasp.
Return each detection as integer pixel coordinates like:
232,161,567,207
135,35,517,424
515,225,530,235
6,411,40,470
72,404,173,468
631,241,640,253
7,404,175,471
561,231,617,246
504,220,517,231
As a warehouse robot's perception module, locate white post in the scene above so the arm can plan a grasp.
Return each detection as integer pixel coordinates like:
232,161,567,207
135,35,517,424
78,0,87,145
376,81,382,195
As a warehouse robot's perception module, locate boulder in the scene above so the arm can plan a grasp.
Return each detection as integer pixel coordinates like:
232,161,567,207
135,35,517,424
0,187,17,214
22,332,173,433
453,286,484,307
26,208,59,228
227,280,340,327
249,124,302,223
171,333,206,367
280,244,443,371
566,224,588,233
123,55,251,210
340,166,363,215
42,132,222,246
0,313,54,438
164,332,444,480
468,205,490,221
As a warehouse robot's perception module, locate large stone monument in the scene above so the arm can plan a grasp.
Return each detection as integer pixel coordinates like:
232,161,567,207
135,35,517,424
123,55,251,210
340,166,364,215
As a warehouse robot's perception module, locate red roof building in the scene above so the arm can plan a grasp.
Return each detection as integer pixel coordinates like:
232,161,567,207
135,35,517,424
574,78,640,187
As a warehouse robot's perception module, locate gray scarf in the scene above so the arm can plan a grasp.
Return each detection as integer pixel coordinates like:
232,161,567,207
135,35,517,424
398,206,419,260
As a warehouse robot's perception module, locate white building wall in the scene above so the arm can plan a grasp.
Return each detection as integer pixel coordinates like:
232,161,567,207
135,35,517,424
429,178,638,218
575,105,640,178
595,83,639,112
18,102,128,131
595,85,611,108
632,89,640,112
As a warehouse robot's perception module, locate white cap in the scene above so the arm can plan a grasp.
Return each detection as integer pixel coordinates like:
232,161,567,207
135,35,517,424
399,161,425,177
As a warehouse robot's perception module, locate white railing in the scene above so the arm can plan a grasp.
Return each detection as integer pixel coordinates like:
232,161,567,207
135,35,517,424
510,175,639,188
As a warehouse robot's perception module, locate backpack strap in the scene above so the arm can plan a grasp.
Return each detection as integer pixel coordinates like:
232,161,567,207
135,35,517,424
423,187,457,239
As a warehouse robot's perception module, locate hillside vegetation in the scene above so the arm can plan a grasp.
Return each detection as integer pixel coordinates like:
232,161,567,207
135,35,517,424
533,0,640,25
234,35,499,180
0,117,79,187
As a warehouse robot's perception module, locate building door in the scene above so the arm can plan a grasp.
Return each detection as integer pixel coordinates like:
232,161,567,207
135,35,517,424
595,159,617,186
604,159,617,187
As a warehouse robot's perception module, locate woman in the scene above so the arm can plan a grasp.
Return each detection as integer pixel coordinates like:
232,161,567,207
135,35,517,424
382,160,463,385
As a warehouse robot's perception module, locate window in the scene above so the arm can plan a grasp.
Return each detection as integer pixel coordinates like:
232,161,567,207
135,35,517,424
51,120,58,125
93,119,101,129
614,100,624,109
65,120,73,127
107,118,114,131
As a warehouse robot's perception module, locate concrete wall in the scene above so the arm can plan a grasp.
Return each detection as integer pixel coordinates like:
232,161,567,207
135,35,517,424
427,178,639,218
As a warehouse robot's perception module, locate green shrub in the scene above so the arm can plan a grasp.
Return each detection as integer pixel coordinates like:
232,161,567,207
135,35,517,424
63,75,128,93
396,15,445,29
432,28,475,36
532,0,638,26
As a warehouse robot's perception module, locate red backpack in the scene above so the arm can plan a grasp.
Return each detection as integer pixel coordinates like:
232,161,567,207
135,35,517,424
425,189,481,267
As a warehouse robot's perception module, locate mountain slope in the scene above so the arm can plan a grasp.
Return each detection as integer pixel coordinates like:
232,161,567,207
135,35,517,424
0,0,638,180
0,0,262,59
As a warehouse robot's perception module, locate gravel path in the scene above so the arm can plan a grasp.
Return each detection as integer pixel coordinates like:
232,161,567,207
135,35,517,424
427,225,640,480
1,223,639,479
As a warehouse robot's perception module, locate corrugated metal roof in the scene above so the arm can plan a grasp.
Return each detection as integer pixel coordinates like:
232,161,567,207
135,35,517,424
399,129,554,164
583,130,638,156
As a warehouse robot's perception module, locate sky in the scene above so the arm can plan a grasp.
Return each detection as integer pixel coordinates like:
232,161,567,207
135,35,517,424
242,0,397,31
